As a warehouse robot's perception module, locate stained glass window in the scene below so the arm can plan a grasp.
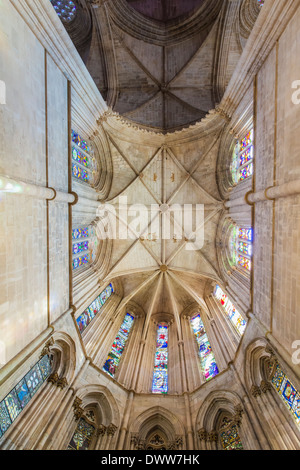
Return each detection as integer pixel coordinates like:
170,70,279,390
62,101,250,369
229,226,253,273
220,422,243,450
232,130,254,184
257,0,264,7
76,284,114,334
72,225,99,271
67,418,95,450
152,323,168,394
270,363,300,429
50,0,77,23
0,355,51,438
190,314,219,381
214,285,247,336
103,313,135,378
71,130,97,185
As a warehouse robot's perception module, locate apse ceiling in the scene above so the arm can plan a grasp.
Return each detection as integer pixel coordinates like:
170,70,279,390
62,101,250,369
66,0,256,131
125,0,206,22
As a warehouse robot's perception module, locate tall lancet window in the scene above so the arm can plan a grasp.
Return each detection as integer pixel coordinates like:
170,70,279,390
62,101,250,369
230,226,253,272
76,284,114,334
72,226,98,270
214,286,247,336
190,314,219,381
71,130,97,186
231,129,254,184
152,323,168,394
50,0,77,23
103,313,135,378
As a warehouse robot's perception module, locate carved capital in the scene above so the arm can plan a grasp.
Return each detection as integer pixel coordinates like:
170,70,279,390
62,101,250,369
208,431,218,442
107,424,118,436
97,425,107,437
197,428,207,441
73,397,84,421
40,338,54,358
47,372,59,385
57,377,68,390
260,380,272,394
250,385,261,398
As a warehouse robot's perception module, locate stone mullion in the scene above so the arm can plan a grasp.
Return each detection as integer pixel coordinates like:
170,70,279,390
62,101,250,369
182,316,202,391
137,320,156,393
92,306,125,367
117,316,143,388
253,388,286,449
242,395,271,450
168,321,182,394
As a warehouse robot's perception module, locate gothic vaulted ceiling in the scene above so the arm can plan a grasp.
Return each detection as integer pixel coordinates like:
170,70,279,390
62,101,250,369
61,0,260,342
68,0,260,131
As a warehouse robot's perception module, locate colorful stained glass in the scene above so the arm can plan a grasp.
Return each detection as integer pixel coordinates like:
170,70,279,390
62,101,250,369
72,228,89,240
240,163,253,181
67,418,95,450
4,390,22,422
240,146,253,166
25,364,44,397
257,0,264,6
14,379,31,409
220,424,243,450
0,356,51,438
72,130,90,153
0,402,12,435
271,364,300,428
238,255,251,271
240,130,253,152
72,147,89,168
239,228,253,242
72,241,89,255
50,0,76,23
152,323,168,394
238,241,252,256
76,284,114,334
214,286,247,335
72,254,89,270
190,315,219,381
103,313,135,378
72,163,89,183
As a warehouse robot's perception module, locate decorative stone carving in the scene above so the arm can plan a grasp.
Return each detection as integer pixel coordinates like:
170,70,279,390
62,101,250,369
47,372,59,385
40,338,54,358
57,377,68,390
107,424,118,436
260,380,272,394
97,425,107,437
208,431,218,442
73,397,84,421
251,385,261,398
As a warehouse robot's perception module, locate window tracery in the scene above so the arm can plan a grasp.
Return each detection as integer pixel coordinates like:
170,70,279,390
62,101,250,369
67,417,95,450
231,129,254,184
214,285,247,336
71,130,97,186
72,225,99,271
